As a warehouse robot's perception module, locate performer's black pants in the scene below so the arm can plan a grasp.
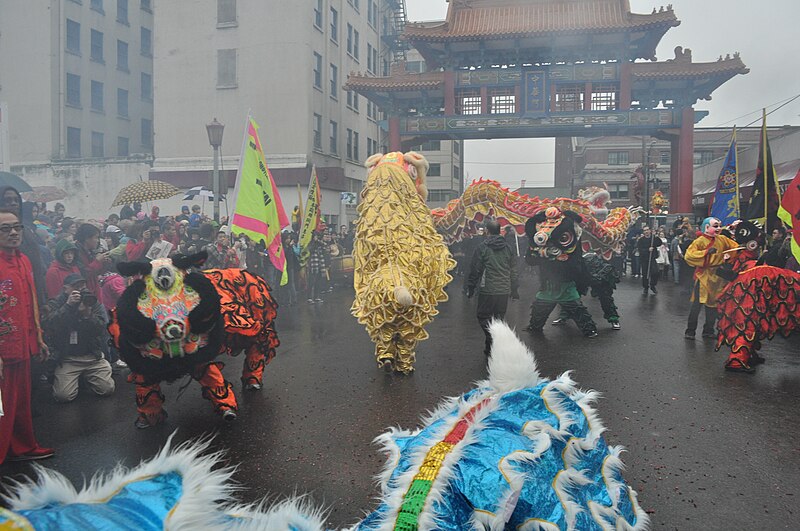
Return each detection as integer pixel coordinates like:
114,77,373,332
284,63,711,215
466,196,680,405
642,260,660,289
530,299,596,336
477,293,509,356
686,283,718,335
557,285,619,324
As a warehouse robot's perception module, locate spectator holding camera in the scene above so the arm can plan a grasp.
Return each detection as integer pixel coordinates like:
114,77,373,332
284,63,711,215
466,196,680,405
74,223,111,295
43,274,115,403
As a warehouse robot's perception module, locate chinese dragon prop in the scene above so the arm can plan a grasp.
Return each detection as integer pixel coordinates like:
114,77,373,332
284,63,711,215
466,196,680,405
109,252,279,427
715,220,799,373
1,322,648,530
351,152,455,375
431,179,635,260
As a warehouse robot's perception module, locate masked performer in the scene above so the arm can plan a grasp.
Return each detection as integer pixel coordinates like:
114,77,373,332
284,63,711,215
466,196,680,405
523,207,598,338
683,217,739,340
351,152,454,374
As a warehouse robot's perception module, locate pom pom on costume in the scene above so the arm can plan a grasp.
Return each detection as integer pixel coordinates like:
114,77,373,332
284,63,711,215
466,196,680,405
0,323,648,531
351,152,455,374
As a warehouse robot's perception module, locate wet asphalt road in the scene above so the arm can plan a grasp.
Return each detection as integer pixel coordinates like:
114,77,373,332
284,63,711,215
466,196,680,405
2,269,799,530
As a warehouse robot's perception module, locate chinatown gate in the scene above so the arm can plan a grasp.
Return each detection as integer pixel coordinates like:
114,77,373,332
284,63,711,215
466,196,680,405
345,0,749,214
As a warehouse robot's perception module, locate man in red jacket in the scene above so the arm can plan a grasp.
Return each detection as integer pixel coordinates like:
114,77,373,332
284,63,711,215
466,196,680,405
0,208,54,464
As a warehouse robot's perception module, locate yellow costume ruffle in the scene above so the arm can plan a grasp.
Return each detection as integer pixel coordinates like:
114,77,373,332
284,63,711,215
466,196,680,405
684,233,739,306
351,153,455,374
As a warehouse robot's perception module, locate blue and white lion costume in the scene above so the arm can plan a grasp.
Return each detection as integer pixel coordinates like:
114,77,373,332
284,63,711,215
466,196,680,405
1,322,648,530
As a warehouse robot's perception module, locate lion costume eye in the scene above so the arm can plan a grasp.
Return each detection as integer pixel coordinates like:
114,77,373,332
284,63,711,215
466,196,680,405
559,232,574,247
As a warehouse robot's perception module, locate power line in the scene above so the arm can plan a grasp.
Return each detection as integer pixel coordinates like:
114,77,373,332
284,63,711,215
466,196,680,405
710,93,800,127
464,161,555,165
700,93,800,148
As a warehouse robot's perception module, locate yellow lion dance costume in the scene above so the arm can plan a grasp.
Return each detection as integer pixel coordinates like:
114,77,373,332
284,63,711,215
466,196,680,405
351,152,455,374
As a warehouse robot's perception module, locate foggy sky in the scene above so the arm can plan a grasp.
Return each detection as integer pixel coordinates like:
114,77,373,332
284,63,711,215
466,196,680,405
404,0,800,188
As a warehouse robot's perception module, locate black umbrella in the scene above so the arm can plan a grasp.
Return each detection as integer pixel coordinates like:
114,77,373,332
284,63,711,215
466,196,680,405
0,171,33,192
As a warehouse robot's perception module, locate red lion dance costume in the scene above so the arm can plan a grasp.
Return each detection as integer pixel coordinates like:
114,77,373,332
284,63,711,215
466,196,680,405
109,252,278,428
715,220,799,373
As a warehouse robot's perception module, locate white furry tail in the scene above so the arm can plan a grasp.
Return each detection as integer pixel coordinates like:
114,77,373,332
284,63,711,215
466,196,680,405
487,320,541,393
394,286,413,306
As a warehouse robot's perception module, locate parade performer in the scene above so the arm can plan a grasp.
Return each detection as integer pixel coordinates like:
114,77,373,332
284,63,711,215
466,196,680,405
553,251,622,330
109,252,278,428
351,152,454,374
0,322,648,530
683,217,739,340
523,207,598,338
715,220,799,373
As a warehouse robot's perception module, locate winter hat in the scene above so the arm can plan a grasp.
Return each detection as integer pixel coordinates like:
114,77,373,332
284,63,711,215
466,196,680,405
105,225,122,234
62,273,85,287
54,238,78,262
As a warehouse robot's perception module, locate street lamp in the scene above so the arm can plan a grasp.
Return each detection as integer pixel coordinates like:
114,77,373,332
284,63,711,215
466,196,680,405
206,118,225,223
643,139,656,227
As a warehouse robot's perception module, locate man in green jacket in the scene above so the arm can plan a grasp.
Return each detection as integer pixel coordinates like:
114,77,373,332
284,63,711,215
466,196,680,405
466,220,519,356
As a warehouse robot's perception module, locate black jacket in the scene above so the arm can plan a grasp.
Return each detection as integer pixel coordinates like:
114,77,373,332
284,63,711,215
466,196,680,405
43,293,108,361
467,235,519,296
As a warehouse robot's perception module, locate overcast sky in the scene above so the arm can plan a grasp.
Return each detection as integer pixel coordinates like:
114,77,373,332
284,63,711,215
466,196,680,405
404,0,800,189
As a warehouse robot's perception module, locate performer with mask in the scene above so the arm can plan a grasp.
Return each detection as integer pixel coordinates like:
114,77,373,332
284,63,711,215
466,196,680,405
683,217,739,340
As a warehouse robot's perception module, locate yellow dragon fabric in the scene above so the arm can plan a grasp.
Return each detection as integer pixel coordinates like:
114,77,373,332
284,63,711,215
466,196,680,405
351,152,455,374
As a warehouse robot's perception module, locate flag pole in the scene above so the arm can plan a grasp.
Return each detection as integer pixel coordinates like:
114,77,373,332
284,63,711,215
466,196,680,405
733,126,739,218
762,108,768,228
229,110,252,226
297,183,304,234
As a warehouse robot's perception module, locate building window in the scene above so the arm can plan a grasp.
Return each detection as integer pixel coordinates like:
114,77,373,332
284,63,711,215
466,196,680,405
368,1,378,28
217,0,237,26
117,40,128,71
347,24,353,55
353,30,359,60
90,29,104,62
140,26,152,56
347,90,359,111
329,63,338,98
607,151,629,165
313,114,322,150
313,53,322,88
117,136,129,156
66,19,81,54
117,88,128,117
141,72,153,100
608,184,629,200
428,163,442,177
313,0,322,28
217,49,237,88
555,84,584,112
457,89,481,115
367,137,376,156
141,118,153,147
117,0,128,24
67,127,81,158
694,150,715,165
66,73,81,107
91,131,104,158
590,84,618,111
91,0,104,13
660,152,671,165
346,128,353,160
91,80,104,111
489,88,515,114
367,43,375,73
453,165,460,182
329,120,338,154
140,0,151,12
330,7,338,43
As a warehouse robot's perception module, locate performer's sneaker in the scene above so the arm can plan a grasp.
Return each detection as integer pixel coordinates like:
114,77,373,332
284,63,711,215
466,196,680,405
307,298,314,303
585,331,599,339
8,447,55,462
684,330,696,340
221,409,238,422
611,322,621,330
650,286,658,294
551,318,567,326
378,358,394,373
642,288,649,295
751,353,766,365
701,331,716,339
245,382,263,391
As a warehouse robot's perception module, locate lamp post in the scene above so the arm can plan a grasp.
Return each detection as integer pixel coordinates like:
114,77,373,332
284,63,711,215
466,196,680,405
206,118,225,223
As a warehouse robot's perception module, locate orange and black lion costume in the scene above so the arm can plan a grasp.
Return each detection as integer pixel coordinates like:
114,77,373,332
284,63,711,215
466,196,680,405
109,252,278,428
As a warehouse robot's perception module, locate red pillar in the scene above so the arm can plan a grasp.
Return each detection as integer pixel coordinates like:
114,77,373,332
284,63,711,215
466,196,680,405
677,107,695,214
388,116,401,152
444,71,455,115
619,63,632,110
670,137,681,213
480,86,489,115
584,83,593,111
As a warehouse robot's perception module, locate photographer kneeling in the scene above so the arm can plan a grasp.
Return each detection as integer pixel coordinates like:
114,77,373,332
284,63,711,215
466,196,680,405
43,274,115,402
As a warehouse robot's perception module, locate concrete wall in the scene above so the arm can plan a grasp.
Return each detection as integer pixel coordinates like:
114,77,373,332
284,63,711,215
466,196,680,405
11,158,153,219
